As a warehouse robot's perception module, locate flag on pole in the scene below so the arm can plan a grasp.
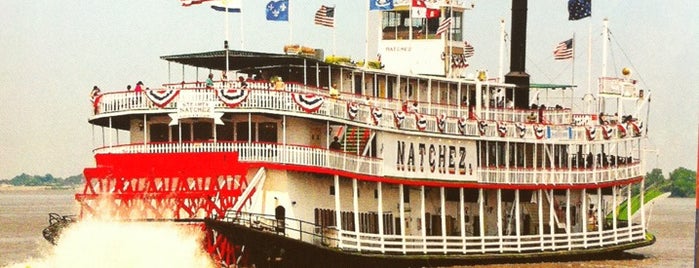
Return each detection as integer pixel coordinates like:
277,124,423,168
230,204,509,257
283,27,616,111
180,0,213,6
435,17,452,37
411,0,439,19
553,38,574,60
314,5,335,28
463,41,475,58
568,0,591,21
211,0,241,12
266,0,289,21
370,0,393,11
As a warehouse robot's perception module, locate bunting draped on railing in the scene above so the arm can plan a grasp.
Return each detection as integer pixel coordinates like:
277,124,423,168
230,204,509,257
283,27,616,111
393,111,406,128
347,102,359,120
601,125,614,140
436,113,447,133
216,88,249,108
533,124,546,139
617,123,627,138
628,121,642,137
515,122,526,138
458,115,468,135
370,107,382,125
415,114,427,131
291,93,325,113
478,120,487,136
585,126,597,140
497,122,507,137
145,89,180,108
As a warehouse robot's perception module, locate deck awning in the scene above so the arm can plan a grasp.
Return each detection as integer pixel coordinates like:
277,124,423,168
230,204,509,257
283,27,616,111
530,83,576,90
160,50,330,71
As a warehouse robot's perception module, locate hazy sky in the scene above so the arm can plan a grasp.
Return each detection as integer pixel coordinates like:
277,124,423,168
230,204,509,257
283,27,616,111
0,0,697,180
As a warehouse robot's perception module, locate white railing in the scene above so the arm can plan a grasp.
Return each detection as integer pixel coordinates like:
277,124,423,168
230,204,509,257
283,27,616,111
96,142,642,185
478,163,642,185
335,224,646,255
94,142,382,177
93,88,642,143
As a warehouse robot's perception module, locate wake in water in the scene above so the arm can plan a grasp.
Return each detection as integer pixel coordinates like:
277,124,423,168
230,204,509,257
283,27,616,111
5,220,215,268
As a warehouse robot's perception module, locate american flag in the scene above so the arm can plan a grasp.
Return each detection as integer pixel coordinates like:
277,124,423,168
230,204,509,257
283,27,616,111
463,41,474,58
553,38,574,60
314,5,335,28
435,17,452,37
568,0,591,21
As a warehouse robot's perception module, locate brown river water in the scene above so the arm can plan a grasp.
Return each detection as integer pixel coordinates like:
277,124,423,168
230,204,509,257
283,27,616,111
0,188,693,267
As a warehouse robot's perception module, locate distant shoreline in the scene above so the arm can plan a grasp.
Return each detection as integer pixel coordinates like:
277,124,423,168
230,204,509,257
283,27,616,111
0,184,78,192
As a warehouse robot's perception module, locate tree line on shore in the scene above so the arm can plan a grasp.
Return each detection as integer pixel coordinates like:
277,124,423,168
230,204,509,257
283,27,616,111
1,168,696,197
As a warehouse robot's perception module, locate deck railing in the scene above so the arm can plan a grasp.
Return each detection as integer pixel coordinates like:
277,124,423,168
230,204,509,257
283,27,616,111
93,87,640,143
95,142,642,185
223,211,646,255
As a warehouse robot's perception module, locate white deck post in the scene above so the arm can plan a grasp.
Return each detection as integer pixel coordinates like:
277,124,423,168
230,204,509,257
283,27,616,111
538,189,544,250
597,187,603,246
582,188,588,248
441,186,447,254
460,188,466,253
549,189,555,250
353,178,361,251
641,176,646,237
378,182,385,253
612,185,618,244
497,189,503,252
627,183,632,241
479,188,485,253
566,189,571,250
421,185,427,253
334,175,342,248
399,184,406,254
515,189,521,252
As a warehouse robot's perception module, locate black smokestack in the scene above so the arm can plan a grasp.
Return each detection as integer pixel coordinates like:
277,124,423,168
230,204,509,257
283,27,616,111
505,0,530,109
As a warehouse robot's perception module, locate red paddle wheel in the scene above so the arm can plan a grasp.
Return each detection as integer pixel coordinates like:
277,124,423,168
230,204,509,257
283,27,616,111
75,152,250,266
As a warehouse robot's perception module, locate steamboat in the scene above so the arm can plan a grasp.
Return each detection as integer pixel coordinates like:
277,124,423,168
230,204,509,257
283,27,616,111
73,0,655,266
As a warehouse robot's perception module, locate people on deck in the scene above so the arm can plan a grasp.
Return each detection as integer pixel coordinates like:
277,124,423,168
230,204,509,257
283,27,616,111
238,76,248,89
205,74,214,89
274,77,285,90
134,81,144,93
329,136,342,151
89,86,101,100
329,84,340,98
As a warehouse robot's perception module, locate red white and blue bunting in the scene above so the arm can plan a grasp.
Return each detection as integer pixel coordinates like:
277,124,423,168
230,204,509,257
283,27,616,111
458,115,468,135
291,93,325,113
436,113,447,133
585,126,597,140
415,113,427,131
394,110,406,128
216,88,249,108
533,124,545,139
478,120,488,136
628,121,642,137
617,124,627,138
515,122,526,138
371,107,383,125
347,102,359,120
497,122,507,137
146,89,180,108
601,125,614,140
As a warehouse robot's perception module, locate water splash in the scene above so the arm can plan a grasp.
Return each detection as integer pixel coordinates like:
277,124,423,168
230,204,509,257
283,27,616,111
5,220,215,268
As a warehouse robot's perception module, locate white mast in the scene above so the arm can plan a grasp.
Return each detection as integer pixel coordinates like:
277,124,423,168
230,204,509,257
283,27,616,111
498,18,505,82
602,18,609,77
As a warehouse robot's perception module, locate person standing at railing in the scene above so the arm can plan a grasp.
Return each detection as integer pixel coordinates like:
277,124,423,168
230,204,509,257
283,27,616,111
205,74,214,89
329,83,340,98
329,136,342,151
89,85,101,114
273,76,285,91
238,76,248,89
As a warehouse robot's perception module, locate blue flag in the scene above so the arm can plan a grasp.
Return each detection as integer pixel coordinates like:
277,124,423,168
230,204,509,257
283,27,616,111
568,0,591,21
266,0,289,21
370,0,393,10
